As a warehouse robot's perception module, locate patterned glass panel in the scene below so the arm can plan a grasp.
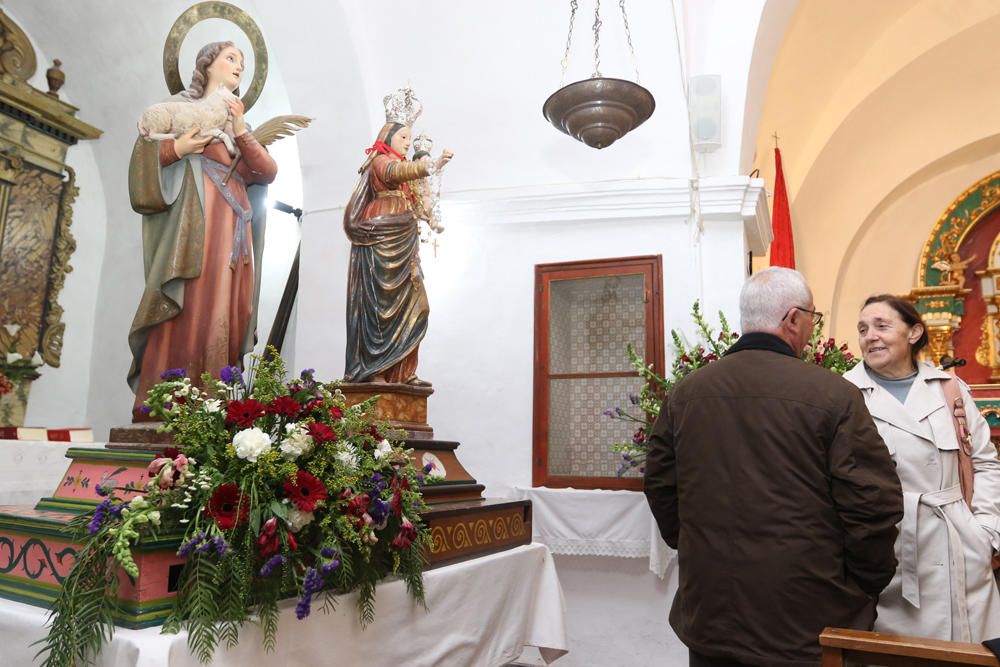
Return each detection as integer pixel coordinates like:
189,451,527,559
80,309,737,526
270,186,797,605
548,274,646,375
548,376,645,478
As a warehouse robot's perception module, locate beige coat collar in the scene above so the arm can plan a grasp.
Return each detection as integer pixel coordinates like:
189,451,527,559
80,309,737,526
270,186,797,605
845,362,952,443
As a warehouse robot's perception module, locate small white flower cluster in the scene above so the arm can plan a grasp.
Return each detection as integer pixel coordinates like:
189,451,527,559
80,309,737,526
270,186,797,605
174,466,213,524
335,441,358,470
233,427,272,462
279,423,314,460
373,439,393,460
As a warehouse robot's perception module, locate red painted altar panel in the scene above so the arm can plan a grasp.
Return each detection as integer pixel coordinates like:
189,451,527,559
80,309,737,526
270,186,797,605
950,206,1000,384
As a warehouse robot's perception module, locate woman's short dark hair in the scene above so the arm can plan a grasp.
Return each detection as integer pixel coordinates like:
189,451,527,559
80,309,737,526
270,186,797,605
863,294,929,358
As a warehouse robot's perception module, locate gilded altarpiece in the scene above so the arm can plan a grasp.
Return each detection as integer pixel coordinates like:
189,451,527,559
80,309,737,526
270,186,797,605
910,171,1000,440
0,10,100,424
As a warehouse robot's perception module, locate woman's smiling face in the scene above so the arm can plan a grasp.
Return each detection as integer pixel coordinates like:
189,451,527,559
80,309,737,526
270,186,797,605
857,301,923,378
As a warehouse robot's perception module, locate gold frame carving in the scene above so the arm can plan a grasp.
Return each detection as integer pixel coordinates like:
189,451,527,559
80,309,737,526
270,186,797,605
0,10,37,82
0,10,100,412
40,165,78,367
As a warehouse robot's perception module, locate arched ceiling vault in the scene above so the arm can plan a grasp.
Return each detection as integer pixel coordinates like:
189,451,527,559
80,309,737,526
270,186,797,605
749,0,1000,348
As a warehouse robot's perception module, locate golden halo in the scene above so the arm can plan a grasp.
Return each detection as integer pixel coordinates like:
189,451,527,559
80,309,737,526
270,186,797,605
162,1,268,112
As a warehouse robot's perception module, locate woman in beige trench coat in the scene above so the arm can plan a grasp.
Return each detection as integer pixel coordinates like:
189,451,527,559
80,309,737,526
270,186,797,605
844,294,1000,641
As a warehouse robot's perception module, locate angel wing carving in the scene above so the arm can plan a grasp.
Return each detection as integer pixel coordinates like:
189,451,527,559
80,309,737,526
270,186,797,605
221,114,314,185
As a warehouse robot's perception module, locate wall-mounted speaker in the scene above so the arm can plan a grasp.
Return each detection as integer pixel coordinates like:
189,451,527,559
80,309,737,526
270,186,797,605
689,74,721,153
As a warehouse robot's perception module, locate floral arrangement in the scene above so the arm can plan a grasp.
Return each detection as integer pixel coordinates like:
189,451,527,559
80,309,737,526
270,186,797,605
608,301,859,475
0,323,43,399
37,351,430,666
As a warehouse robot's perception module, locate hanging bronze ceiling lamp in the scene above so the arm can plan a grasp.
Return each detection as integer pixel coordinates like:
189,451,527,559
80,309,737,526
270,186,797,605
543,0,655,149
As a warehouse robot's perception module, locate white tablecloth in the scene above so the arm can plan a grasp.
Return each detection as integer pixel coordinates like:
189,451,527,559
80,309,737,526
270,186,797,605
513,487,676,577
1,543,566,667
0,439,103,505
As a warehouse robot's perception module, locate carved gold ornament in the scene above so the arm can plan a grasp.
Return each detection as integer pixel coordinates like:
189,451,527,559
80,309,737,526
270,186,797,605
162,1,268,113
0,11,36,82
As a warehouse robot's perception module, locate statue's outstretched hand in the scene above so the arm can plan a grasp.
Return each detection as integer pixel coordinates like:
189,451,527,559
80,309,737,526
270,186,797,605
435,149,454,171
175,128,213,157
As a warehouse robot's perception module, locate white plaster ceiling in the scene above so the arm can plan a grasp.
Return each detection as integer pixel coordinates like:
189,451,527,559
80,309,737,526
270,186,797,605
750,0,1000,346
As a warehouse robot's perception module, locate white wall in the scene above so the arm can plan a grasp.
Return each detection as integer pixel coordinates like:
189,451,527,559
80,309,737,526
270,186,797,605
299,177,766,497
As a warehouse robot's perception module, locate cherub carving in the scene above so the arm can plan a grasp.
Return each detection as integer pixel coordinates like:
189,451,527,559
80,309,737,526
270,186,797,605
931,251,977,289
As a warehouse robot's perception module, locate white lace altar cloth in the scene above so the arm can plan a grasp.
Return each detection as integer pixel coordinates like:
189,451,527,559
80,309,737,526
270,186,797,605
513,486,676,577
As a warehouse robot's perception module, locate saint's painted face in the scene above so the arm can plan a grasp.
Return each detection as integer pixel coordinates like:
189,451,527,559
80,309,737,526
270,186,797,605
206,46,244,92
390,127,412,156
857,301,924,378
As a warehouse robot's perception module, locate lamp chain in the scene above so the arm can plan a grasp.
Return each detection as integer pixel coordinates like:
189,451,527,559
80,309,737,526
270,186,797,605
560,0,579,86
592,0,603,77
620,0,639,82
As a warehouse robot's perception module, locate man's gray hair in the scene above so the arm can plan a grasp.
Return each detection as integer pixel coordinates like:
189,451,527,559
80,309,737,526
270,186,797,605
739,267,811,332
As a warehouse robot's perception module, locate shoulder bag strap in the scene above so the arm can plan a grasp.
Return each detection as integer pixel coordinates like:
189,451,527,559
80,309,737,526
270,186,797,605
942,377,975,509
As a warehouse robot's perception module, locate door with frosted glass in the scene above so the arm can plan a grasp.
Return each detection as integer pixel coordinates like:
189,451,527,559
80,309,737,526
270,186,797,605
533,256,663,490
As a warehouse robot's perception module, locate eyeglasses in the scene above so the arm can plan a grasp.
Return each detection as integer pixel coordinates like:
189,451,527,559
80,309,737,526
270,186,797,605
781,306,823,326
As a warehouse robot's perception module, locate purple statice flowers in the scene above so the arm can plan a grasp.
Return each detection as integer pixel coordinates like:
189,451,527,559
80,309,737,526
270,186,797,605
259,554,286,577
160,368,186,381
220,365,244,386
178,532,229,558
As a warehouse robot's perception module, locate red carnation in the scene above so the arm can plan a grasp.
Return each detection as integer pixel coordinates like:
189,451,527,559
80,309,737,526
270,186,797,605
330,405,344,420
283,470,328,512
162,446,181,459
367,424,379,438
390,516,417,550
225,399,267,428
345,492,371,520
306,421,336,443
206,484,250,530
267,396,302,418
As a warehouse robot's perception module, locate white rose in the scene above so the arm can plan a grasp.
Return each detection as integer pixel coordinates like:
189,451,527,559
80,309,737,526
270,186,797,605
6,352,22,363
129,495,149,510
373,438,393,460
279,423,314,460
233,427,272,463
286,507,314,533
3,324,20,337
203,399,222,413
335,447,358,470
148,510,161,526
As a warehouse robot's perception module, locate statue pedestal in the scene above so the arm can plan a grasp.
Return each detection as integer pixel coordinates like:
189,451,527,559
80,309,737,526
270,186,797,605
338,382,434,439
0,446,183,627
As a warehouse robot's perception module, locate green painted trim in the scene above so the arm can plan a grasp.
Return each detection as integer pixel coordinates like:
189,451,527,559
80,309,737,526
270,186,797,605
65,447,155,463
34,497,98,512
914,295,966,317
975,399,1000,427
0,576,175,628
922,175,1000,287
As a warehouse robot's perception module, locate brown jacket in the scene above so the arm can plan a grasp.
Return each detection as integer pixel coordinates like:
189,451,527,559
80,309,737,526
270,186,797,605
644,333,903,667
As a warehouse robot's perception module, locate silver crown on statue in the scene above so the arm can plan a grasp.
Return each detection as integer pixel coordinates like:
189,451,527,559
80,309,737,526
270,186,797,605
383,87,423,127
412,132,433,156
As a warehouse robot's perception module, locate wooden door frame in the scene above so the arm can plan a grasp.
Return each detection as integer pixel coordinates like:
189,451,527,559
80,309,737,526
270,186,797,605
532,255,665,490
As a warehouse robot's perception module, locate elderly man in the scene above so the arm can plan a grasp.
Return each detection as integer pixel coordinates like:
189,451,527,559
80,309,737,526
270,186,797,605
644,267,903,667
